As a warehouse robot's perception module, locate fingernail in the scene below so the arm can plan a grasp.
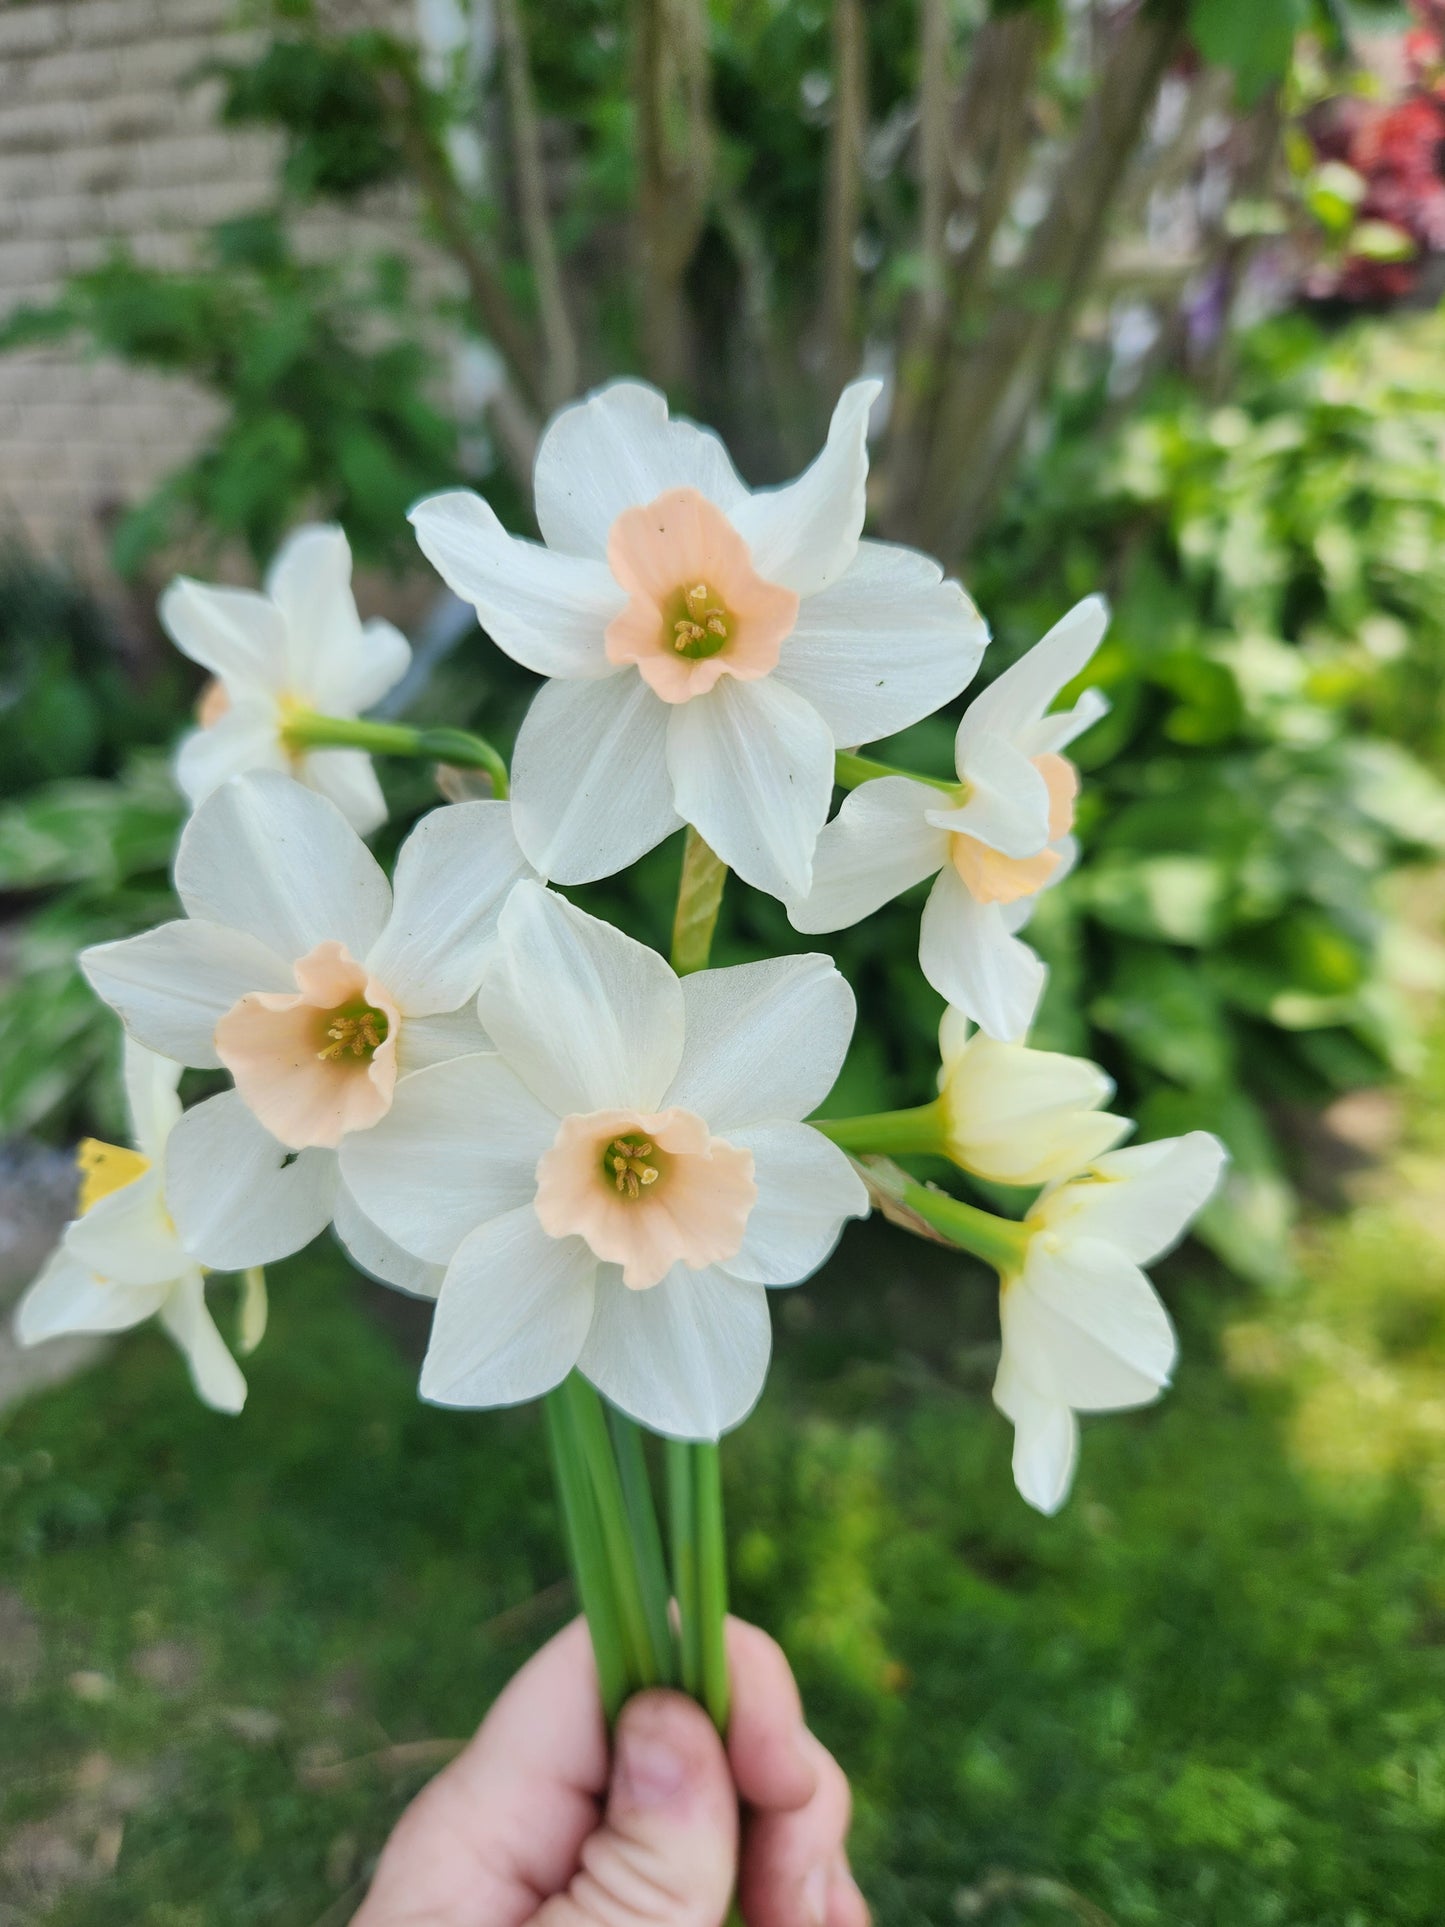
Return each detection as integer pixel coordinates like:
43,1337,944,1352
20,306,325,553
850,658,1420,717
613,1726,687,1809
804,1863,830,1925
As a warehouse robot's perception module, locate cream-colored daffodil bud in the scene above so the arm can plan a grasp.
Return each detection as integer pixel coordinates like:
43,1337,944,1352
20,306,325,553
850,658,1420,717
935,1005,1132,1188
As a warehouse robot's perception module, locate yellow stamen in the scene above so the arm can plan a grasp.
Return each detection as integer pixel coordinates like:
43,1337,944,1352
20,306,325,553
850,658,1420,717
673,619,707,648
318,1009,387,1061
606,1135,660,1198
76,1139,150,1215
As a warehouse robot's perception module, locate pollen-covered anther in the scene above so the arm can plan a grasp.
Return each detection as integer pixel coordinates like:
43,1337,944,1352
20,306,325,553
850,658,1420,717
318,1009,387,1061
607,1135,660,1197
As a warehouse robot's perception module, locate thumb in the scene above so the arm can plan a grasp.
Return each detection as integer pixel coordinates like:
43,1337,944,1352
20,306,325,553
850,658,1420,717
535,1690,739,1927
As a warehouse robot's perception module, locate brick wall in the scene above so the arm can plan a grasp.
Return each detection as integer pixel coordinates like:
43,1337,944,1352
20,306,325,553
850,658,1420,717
0,0,435,572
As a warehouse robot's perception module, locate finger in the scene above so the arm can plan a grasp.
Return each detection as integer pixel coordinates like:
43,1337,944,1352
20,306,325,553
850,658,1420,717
355,1617,609,1927
827,1852,870,1927
738,1731,854,1927
536,1689,739,1927
724,1617,818,1814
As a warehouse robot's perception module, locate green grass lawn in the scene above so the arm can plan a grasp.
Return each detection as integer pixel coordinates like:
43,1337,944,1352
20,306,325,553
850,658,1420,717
3,1036,1444,1927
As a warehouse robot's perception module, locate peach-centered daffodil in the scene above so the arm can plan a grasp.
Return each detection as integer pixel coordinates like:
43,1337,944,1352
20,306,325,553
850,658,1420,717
80,772,532,1289
167,525,412,833
409,379,988,900
787,596,1110,1039
339,882,869,1441
14,1043,247,1413
995,1131,1227,1514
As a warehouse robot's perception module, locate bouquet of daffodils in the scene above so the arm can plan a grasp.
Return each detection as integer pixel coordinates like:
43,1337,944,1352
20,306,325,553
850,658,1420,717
17,380,1224,1743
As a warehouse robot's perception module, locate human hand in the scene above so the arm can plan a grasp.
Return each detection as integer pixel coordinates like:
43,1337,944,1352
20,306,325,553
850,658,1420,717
353,1614,868,1927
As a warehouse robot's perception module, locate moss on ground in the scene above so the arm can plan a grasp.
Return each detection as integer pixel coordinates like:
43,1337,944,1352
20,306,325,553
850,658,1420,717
3,1036,1444,1925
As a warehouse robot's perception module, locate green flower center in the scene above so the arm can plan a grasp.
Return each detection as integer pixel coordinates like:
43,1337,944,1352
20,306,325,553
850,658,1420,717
603,1132,663,1199
665,581,732,661
317,1004,390,1062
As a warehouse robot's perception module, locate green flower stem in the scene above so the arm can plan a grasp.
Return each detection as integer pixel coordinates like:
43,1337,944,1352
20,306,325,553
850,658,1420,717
816,1097,950,1161
282,707,510,799
833,749,956,795
608,1408,676,1685
665,1438,703,1700
544,1388,628,1721
671,827,729,976
692,1442,731,1731
665,823,734,1735
884,1169,1031,1274
560,1374,672,1690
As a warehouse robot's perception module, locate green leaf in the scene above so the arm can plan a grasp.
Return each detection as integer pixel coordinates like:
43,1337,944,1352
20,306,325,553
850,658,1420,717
1189,0,1302,102
1083,855,1232,947
1092,949,1233,1088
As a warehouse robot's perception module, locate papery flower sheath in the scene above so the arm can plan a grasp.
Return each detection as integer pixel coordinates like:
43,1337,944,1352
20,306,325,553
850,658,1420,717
935,1007,1130,1186
787,596,1110,1040
409,380,988,899
994,1131,1227,1515
167,525,411,833
339,881,869,1440
14,1043,246,1413
80,772,532,1287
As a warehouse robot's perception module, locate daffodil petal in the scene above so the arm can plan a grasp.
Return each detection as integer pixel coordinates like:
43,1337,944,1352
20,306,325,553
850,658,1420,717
533,380,749,558
511,671,680,884
1019,685,1110,759
66,1169,184,1287
1040,1133,1228,1265
160,576,287,693
409,489,622,678
396,1005,491,1073
728,380,878,596
338,1053,556,1265
722,1122,867,1285
665,954,857,1132
666,675,834,900
993,1355,1080,1516
365,800,534,1016
82,919,294,1070
1005,1237,1176,1413
774,538,987,744
918,865,1046,1042
295,748,389,836
123,1041,183,1164
158,1272,247,1415
786,777,947,934
419,1207,596,1408
175,771,392,965
932,733,1053,856
956,595,1109,756
175,700,288,809
165,1090,339,1271
479,882,686,1117
579,1262,771,1442
15,1246,169,1341
332,1185,446,1299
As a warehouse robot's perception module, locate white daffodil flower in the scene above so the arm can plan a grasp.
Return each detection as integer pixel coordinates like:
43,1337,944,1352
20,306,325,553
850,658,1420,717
994,1131,1227,1516
787,596,1111,1040
167,525,412,833
339,881,869,1441
936,1007,1131,1186
409,380,988,900
14,1042,246,1414
79,772,533,1291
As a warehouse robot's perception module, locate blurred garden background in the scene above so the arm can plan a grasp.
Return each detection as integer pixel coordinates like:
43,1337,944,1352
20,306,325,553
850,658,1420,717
2,0,1445,1920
